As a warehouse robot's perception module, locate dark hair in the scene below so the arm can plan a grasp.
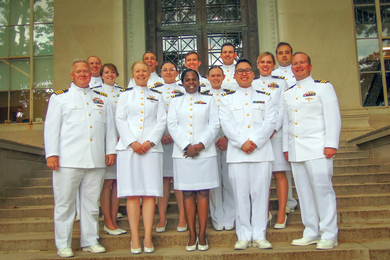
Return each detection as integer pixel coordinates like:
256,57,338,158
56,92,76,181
235,59,253,70
208,65,224,75
185,51,199,61
143,51,156,60
100,63,119,77
181,69,199,81
276,42,293,55
162,61,177,71
221,42,236,53
293,52,311,65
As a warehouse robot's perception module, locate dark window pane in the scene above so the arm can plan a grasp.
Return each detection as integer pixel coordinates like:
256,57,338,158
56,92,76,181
10,90,30,123
162,34,197,71
357,39,380,72
33,0,54,23
33,88,52,122
380,0,390,4
382,39,390,70
206,0,241,23
10,0,30,25
381,5,390,36
0,91,8,124
33,23,53,55
208,32,243,66
355,6,378,38
34,56,53,89
360,72,385,106
0,60,10,91
0,0,9,26
10,59,30,90
0,26,9,57
354,0,375,4
162,0,196,25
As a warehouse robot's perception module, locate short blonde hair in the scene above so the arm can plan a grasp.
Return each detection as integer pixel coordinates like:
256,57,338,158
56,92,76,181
131,60,150,77
71,59,90,73
256,52,275,65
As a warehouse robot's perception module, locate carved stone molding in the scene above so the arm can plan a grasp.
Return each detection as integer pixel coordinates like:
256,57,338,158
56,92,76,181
124,0,133,84
257,0,279,53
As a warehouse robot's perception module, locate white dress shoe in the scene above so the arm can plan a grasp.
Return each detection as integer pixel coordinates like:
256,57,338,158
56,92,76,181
274,214,287,229
224,226,235,231
130,241,141,254
316,239,338,250
291,237,320,246
186,237,198,252
117,212,123,218
214,226,224,231
103,225,123,235
57,247,74,258
286,205,294,213
198,239,209,251
75,215,80,221
234,240,250,250
143,240,155,253
117,228,127,234
82,243,106,253
156,220,167,233
177,224,188,232
252,239,273,249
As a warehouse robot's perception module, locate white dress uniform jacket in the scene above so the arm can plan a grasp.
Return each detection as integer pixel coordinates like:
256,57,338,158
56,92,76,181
282,75,341,162
89,76,104,89
168,91,219,159
127,71,164,89
272,64,296,87
219,87,276,163
44,83,117,167
221,64,239,91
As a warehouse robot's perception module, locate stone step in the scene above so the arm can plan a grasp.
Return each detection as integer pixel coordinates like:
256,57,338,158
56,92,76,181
20,177,52,187
1,206,389,234
335,150,369,159
333,157,378,166
337,145,360,152
2,240,390,260
333,164,381,174
0,223,389,251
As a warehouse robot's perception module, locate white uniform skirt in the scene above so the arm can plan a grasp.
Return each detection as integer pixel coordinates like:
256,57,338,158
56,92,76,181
104,164,116,179
271,136,291,172
173,156,219,191
117,150,163,197
163,143,174,177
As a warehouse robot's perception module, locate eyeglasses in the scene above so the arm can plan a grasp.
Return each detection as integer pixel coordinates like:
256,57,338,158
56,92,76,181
162,68,177,72
235,68,253,75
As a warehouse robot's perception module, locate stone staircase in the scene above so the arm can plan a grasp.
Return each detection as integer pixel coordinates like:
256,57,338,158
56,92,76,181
1,140,390,259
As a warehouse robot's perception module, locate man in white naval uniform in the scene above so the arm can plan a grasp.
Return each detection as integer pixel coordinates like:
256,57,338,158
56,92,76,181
88,56,104,88
271,42,298,214
219,60,276,250
127,52,164,89
220,43,239,91
283,53,341,250
181,51,211,91
44,60,117,257
207,66,235,231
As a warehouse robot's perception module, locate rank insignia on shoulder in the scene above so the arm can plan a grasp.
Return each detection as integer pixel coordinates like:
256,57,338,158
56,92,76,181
54,88,69,95
114,85,123,89
93,90,107,97
91,85,102,89
200,90,213,96
253,100,265,103
268,82,279,89
272,75,285,79
150,88,162,94
254,76,260,79
176,78,181,82
171,92,184,98
222,90,236,96
314,79,329,84
223,89,235,93
285,84,296,92
153,82,164,88
194,101,207,104
120,87,133,92
255,90,270,95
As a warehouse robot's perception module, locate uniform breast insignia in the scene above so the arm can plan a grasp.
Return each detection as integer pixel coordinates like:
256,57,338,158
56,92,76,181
314,79,330,84
255,90,270,95
54,88,69,95
200,83,206,88
285,84,296,92
194,101,207,104
93,90,108,97
253,100,265,103
200,90,213,96
147,95,158,102
93,97,104,104
222,90,236,96
150,88,162,94
172,92,184,98
303,91,316,97
268,82,279,89
172,89,183,94
120,87,133,92
272,75,285,79
153,82,164,88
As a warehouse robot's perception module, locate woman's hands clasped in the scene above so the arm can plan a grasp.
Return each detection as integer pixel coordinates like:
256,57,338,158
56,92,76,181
184,143,205,158
130,141,153,155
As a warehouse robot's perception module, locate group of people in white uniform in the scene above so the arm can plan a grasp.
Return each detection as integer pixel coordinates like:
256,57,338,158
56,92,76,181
44,41,341,258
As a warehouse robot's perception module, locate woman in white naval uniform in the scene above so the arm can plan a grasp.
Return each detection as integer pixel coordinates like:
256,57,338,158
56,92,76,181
116,61,166,254
253,52,290,229
92,64,126,235
168,69,219,251
207,66,236,231
155,62,187,233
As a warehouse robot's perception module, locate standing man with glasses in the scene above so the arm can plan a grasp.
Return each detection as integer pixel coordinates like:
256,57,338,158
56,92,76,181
219,59,276,250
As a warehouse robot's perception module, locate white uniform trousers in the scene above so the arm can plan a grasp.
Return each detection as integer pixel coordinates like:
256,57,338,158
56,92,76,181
286,170,298,209
228,162,272,241
209,149,235,228
53,167,105,249
291,158,338,241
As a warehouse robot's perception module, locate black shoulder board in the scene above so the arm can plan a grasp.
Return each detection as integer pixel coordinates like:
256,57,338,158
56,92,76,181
171,92,184,98
150,88,162,94
255,90,270,95
222,90,236,96
200,90,213,96
201,76,207,79
285,84,296,92
153,82,164,88
54,88,69,95
114,85,123,89
314,79,330,84
120,87,133,92
91,85,102,89
93,90,107,97
272,75,285,79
